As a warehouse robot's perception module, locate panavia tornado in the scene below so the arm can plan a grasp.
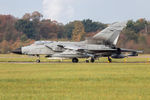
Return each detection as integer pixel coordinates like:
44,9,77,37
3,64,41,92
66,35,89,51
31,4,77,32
12,22,143,63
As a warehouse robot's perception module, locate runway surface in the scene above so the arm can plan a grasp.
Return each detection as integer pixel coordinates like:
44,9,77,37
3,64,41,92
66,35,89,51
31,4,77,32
0,54,149,64
0,61,149,64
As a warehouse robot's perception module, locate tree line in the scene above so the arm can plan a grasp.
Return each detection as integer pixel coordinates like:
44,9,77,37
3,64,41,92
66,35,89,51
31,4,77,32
0,11,150,53
118,19,150,53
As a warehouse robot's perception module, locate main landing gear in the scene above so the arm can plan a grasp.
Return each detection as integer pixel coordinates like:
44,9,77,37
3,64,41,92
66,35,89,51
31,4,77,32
90,58,95,63
72,58,79,63
86,58,95,63
72,57,95,63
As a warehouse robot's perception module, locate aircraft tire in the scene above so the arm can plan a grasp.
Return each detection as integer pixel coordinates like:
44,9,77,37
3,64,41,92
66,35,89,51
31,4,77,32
36,59,40,63
90,58,95,63
72,58,79,63
86,60,89,63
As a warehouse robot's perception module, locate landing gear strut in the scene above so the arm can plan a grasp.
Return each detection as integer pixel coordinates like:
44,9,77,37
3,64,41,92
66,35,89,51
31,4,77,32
72,58,79,63
108,57,112,63
36,55,40,63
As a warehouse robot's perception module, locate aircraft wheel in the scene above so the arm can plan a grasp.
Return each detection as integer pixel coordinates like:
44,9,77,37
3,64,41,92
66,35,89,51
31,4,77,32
108,57,112,63
36,59,40,63
86,60,89,63
90,58,95,63
72,58,79,63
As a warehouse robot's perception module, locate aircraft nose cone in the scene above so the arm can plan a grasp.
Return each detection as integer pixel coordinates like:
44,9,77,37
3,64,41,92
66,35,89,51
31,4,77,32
12,48,22,54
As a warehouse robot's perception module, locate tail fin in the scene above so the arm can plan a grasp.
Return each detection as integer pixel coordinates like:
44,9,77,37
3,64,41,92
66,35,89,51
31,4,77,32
93,22,127,45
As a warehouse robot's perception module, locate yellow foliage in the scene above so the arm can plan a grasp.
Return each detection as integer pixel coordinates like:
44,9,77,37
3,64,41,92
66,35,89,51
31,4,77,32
72,21,85,41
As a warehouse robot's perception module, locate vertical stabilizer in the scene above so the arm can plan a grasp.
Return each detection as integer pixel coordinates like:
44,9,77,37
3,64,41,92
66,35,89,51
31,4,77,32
93,22,127,45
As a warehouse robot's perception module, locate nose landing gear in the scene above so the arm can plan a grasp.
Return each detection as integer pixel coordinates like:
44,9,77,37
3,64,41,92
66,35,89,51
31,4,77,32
36,55,40,63
36,59,40,63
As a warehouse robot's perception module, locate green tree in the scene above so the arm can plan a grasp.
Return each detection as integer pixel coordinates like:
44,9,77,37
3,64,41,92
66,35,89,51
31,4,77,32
124,29,138,43
64,22,75,39
82,19,106,33
15,19,36,39
134,19,147,33
127,19,147,33
126,20,135,30
57,24,65,39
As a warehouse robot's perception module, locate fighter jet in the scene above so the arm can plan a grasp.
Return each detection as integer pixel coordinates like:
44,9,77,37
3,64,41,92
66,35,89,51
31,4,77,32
12,22,143,63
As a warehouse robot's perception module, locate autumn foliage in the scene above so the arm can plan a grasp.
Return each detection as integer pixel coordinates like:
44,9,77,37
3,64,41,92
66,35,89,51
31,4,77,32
72,21,85,41
0,12,150,53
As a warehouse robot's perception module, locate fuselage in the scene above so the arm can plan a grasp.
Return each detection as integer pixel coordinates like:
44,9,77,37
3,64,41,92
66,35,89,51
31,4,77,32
20,41,112,58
